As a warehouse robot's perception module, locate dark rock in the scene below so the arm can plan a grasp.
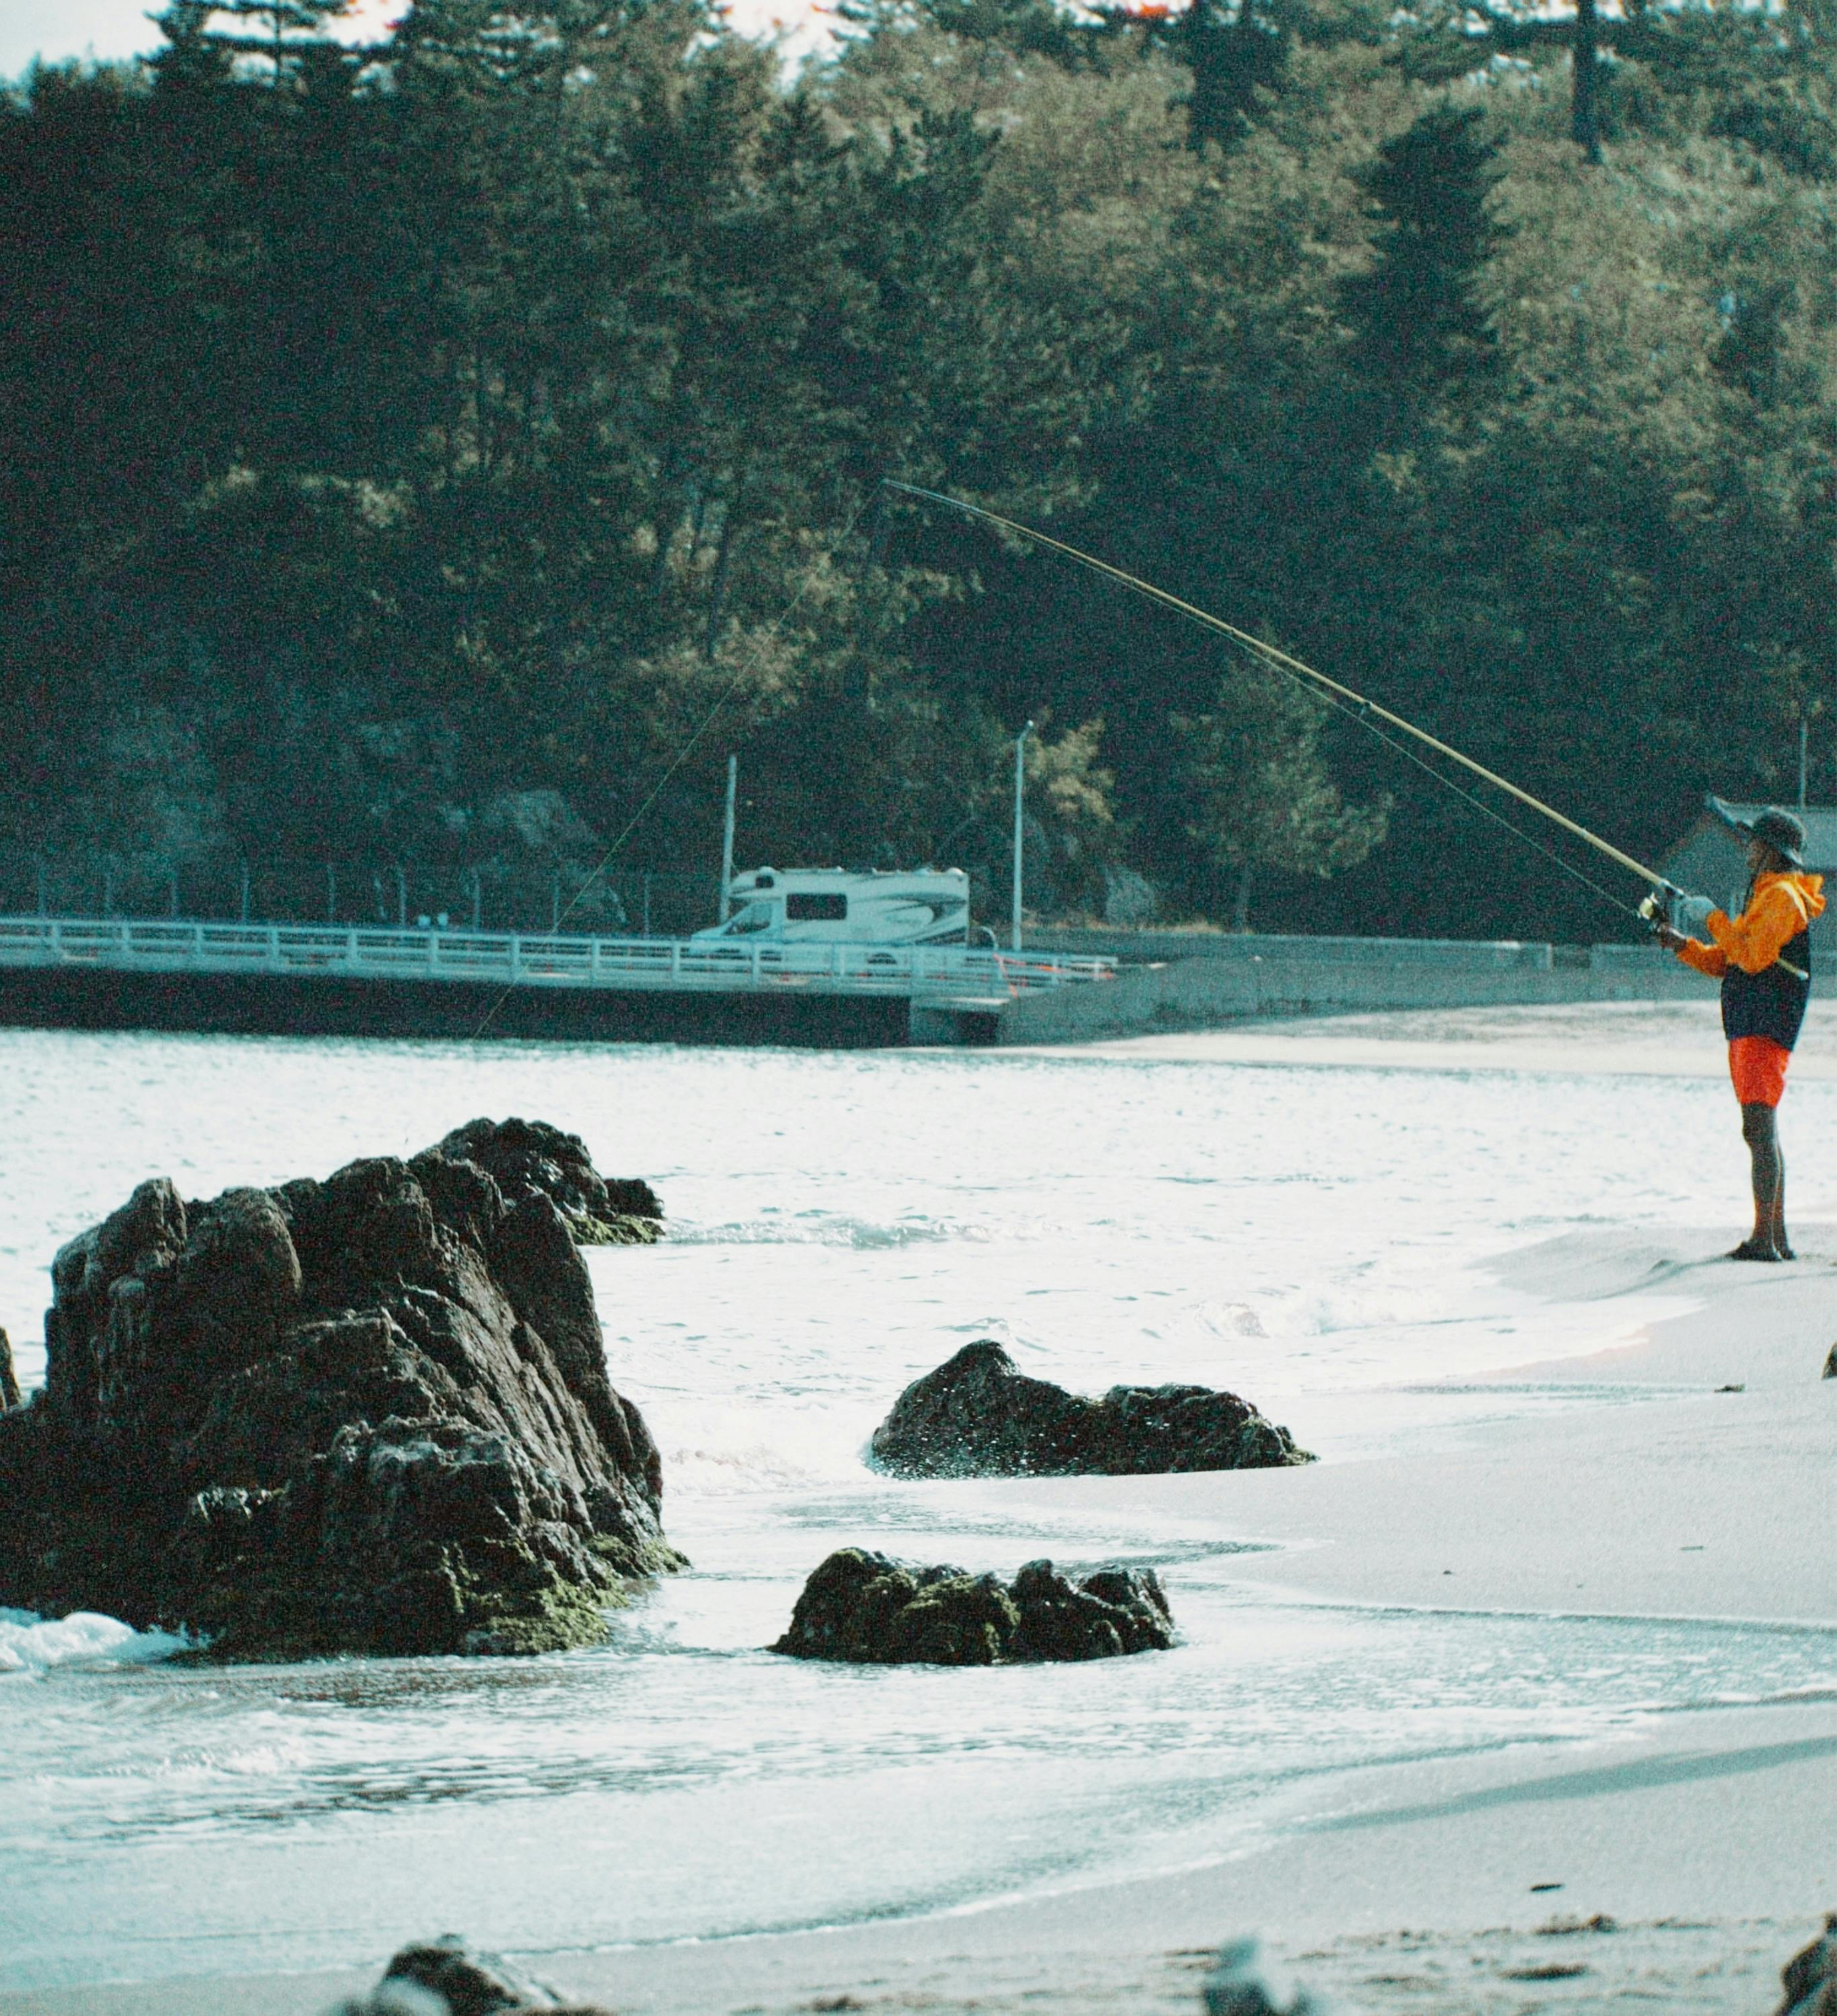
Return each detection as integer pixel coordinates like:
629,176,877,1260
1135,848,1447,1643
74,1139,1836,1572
1823,1343,1835,1379
323,1933,616,2014
0,1120,680,1659
870,1340,1312,1478
771,1547,1173,1664
1780,1912,1837,2016
0,1329,19,1412
435,1116,662,1245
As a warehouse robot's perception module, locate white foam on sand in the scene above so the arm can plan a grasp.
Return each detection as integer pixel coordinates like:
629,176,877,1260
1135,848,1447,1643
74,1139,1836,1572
0,1608,188,1675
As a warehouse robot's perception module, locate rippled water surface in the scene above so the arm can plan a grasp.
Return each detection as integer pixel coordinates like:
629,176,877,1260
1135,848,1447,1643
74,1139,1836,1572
1,1027,1833,1988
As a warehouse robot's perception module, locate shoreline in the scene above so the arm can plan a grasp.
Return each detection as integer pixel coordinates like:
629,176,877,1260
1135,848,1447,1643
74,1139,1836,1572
3,1011,1834,2016
7,1229,1833,2014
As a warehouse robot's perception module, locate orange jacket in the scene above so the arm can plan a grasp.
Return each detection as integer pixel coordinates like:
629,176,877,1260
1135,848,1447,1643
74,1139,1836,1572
1674,871,1826,978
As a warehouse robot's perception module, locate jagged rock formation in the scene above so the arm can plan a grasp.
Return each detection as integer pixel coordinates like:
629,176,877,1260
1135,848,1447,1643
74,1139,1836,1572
325,1933,614,2015
0,1327,19,1412
0,1118,679,1658
869,1340,1313,1478
434,1116,662,1246
771,1548,1175,1664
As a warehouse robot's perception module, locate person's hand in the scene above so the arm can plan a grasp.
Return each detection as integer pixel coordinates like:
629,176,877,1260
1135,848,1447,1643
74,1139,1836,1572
1652,922,1687,952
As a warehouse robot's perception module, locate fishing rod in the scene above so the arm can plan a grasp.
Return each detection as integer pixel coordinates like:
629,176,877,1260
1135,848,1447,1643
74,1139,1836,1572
882,479,1807,979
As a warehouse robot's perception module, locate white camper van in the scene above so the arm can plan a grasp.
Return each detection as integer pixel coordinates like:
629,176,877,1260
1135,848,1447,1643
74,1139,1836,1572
691,867,971,947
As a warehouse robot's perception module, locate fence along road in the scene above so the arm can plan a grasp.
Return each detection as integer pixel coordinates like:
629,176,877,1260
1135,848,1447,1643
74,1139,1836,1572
0,915,1115,1005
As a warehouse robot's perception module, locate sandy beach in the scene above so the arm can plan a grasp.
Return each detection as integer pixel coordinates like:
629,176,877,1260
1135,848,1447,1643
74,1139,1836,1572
3,1006,1834,2016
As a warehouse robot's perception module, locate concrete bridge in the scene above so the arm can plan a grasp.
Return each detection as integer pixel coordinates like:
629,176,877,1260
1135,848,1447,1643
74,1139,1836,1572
0,915,1116,1046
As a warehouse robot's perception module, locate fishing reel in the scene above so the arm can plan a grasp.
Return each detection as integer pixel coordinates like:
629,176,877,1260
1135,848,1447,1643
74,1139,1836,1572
1638,884,1684,935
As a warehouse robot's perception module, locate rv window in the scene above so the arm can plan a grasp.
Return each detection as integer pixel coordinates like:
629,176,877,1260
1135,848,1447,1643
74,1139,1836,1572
726,902,774,934
786,893,848,922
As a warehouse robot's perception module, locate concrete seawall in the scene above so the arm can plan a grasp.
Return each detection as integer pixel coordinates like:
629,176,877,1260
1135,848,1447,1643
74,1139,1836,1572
995,934,1724,1044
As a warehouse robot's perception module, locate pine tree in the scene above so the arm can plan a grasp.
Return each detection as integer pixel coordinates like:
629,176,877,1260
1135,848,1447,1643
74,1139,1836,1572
1175,664,1391,931
1341,106,1503,389
185,2,353,85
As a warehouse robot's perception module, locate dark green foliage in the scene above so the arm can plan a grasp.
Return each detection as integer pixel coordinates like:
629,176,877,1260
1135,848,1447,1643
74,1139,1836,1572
1343,105,1503,387
1,0,1834,941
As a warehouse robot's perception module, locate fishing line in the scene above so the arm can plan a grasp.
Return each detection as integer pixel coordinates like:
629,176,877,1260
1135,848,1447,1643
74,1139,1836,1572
882,479,1675,894
468,491,875,1040
1308,689,1641,920
890,481,1828,973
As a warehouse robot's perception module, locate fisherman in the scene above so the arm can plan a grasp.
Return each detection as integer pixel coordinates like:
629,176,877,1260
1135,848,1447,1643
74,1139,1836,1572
1653,805,1826,1261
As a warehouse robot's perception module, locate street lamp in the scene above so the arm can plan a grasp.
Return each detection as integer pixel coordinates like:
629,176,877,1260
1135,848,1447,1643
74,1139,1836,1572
1011,719,1034,952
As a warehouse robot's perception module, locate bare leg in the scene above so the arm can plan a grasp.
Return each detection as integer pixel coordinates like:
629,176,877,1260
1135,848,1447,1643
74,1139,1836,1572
1770,1120,1791,1258
1732,1103,1785,1259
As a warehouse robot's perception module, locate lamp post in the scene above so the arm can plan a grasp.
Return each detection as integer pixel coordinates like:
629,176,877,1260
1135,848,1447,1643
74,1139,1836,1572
1011,719,1034,952
719,754,738,922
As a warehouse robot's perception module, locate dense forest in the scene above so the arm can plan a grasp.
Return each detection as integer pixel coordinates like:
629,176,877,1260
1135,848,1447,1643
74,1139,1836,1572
3,0,1835,938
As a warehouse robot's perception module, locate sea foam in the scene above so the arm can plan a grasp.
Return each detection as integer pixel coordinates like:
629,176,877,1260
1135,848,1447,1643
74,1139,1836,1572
0,1607,188,1674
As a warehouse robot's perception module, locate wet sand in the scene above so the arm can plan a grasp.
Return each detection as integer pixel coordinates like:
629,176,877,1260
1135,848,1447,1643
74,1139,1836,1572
5,1005,1834,2016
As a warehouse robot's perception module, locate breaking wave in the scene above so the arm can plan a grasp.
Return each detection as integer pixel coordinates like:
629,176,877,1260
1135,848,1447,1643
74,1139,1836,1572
0,1608,188,1675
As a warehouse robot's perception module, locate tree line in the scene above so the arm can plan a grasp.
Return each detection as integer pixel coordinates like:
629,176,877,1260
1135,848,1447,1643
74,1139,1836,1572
2,0,1834,937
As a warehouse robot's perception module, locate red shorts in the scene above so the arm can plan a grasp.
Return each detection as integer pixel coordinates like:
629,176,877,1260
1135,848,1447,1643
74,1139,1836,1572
1729,1036,1791,1108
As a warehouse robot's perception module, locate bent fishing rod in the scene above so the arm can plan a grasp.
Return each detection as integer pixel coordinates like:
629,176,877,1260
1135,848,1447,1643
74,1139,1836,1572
882,479,1806,980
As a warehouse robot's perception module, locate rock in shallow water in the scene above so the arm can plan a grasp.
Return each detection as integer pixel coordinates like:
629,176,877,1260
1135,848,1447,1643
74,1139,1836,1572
323,1933,613,2014
869,1340,1312,1478
0,1118,681,1659
771,1547,1175,1664
435,1116,662,1247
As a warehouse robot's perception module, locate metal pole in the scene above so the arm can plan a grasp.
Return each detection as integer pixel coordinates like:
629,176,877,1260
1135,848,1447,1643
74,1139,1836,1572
1011,720,1034,952
719,753,738,922
1799,714,1809,810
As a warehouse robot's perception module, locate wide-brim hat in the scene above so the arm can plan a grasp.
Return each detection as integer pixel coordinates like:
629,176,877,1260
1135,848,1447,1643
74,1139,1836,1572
1707,795,1807,870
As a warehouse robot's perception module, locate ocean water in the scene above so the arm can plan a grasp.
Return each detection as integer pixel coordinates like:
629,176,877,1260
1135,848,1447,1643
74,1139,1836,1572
1,1025,1833,1990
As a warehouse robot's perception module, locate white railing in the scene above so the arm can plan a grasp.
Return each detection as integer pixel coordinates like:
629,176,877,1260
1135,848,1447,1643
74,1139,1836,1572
0,917,1113,1001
